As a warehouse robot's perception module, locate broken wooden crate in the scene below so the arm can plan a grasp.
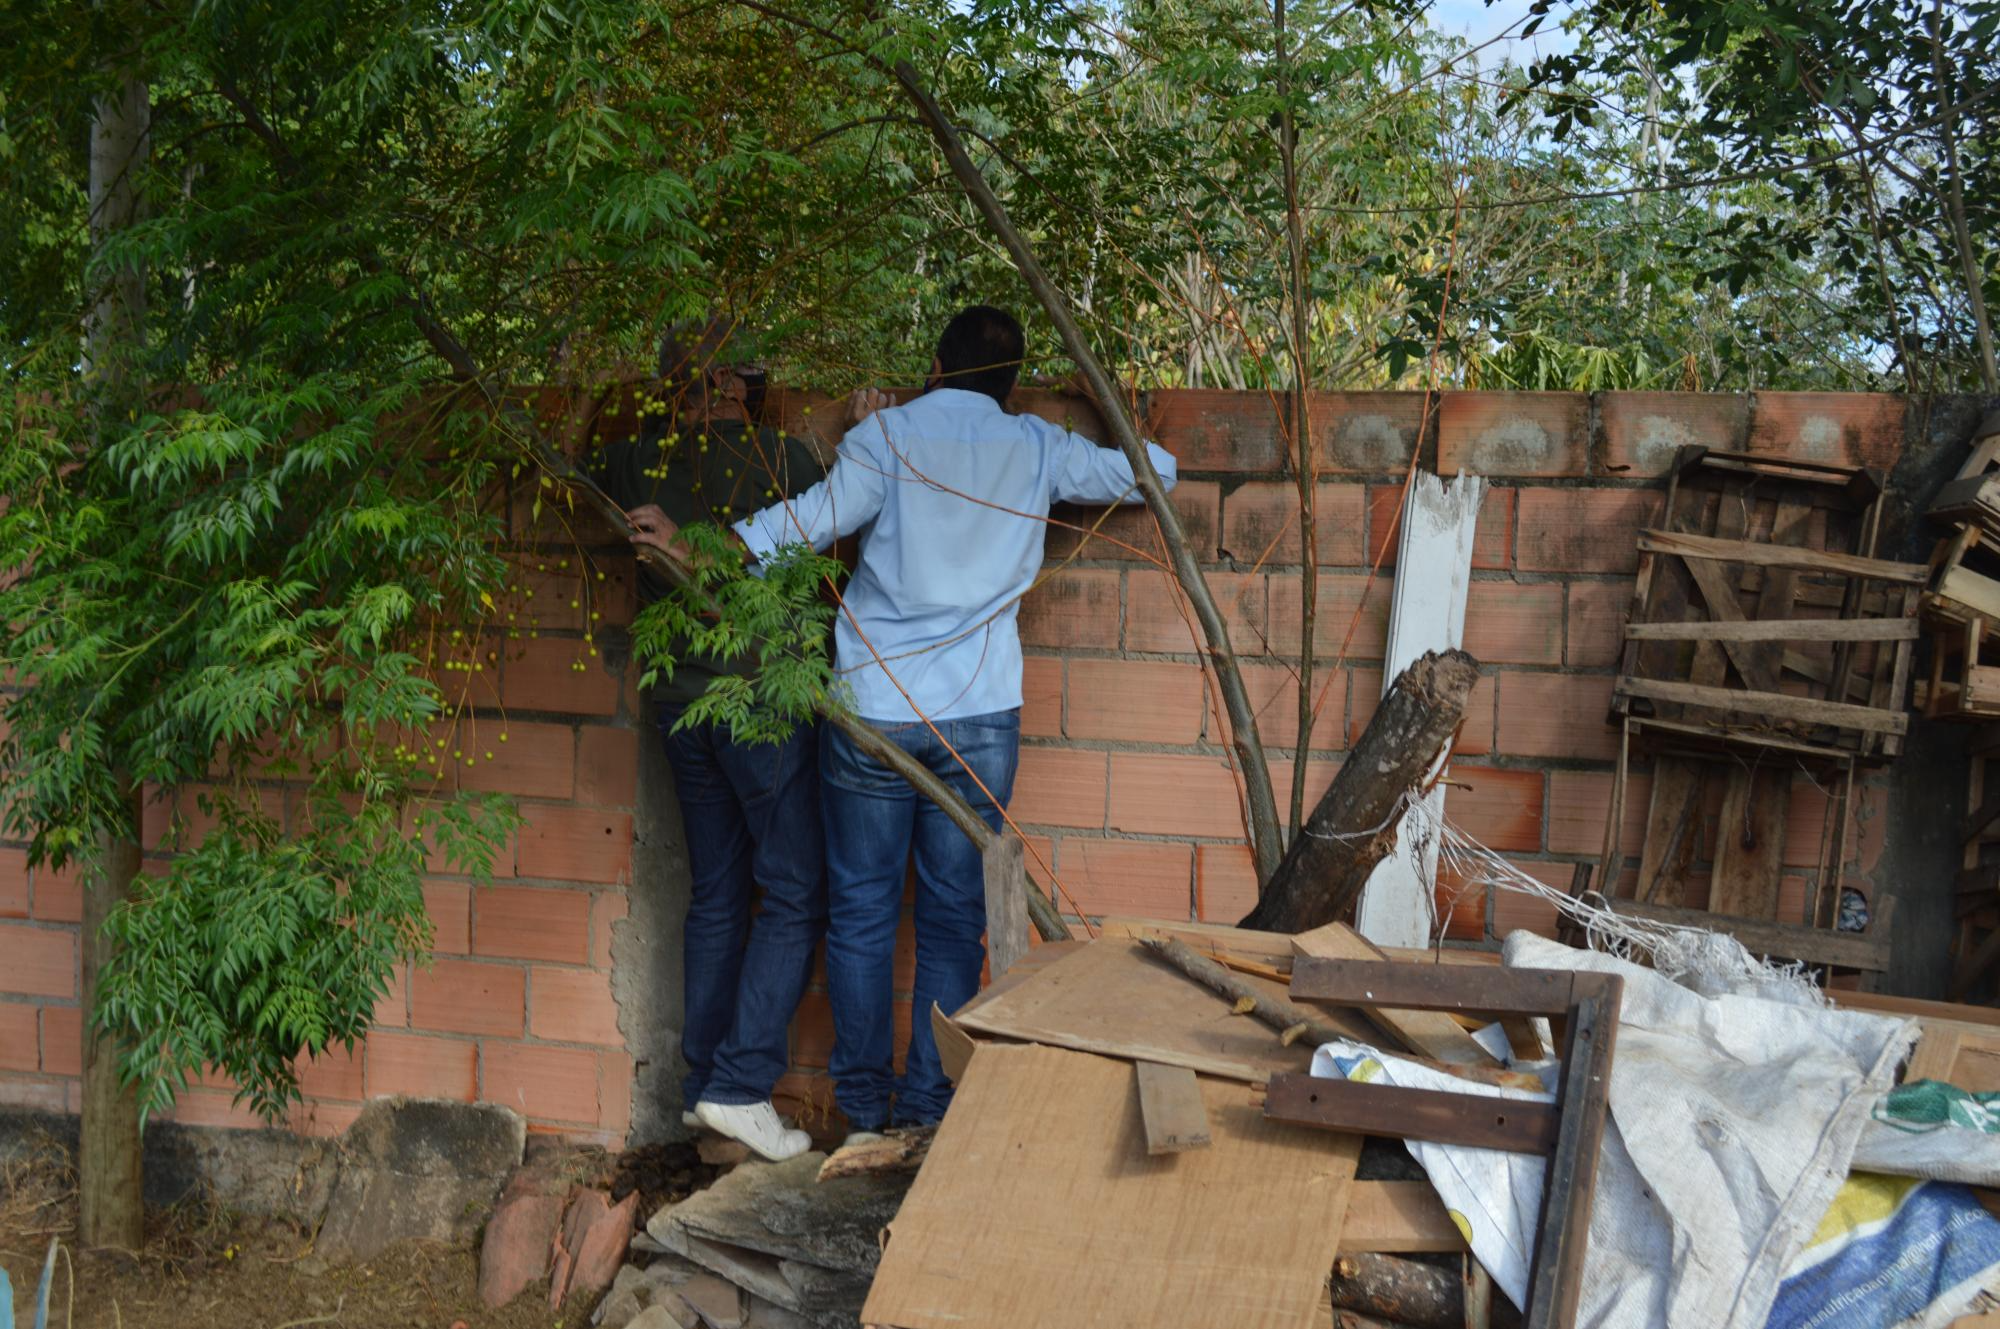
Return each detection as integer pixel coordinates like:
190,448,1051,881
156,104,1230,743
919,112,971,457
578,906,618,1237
1602,446,1916,978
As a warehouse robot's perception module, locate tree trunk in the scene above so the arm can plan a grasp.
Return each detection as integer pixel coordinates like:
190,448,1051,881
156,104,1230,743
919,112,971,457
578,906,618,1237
80,782,145,1250
79,71,149,1253
1328,1252,1466,1329
1239,650,1479,934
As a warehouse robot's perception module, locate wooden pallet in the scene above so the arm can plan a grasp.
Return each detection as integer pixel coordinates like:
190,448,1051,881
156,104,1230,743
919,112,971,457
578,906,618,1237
1953,725,2000,1001
1926,408,2000,539
1601,448,1917,974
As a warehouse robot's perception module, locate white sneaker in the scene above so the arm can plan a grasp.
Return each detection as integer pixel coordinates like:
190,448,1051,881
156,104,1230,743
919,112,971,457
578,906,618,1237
842,1130,888,1149
694,1100,812,1162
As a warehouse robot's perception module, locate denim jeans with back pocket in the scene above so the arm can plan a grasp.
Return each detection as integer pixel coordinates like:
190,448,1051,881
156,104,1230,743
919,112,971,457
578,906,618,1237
819,709,1020,1131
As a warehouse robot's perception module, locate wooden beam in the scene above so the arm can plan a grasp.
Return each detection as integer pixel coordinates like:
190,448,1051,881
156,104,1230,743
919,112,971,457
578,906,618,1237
1602,897,1891,972
1291,923,1499,1068
1623,618,1917,642
1614,676,1909,735
1133,1061,1210,1154
1637,529,1928,584
982,833,1029,979
1263,1072,1559,1153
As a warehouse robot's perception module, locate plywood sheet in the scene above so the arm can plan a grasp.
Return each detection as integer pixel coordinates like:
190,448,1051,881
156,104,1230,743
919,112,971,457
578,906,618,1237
953,937,1373,1082
862,1044,1361,1329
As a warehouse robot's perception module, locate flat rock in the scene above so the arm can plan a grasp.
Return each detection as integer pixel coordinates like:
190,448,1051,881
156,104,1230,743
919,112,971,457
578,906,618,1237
681,1271,746,1329
646,1153,907,1275
550,1186,639,1307
479,1179,566,1308
312,1098,526,1266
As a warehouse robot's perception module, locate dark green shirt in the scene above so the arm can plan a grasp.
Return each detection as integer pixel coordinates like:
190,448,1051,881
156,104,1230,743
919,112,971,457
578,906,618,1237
592,417,827,707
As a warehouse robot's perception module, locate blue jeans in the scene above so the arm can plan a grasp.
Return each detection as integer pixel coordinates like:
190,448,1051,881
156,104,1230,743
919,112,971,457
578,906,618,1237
820,710,1020,1130
658,708,827,1107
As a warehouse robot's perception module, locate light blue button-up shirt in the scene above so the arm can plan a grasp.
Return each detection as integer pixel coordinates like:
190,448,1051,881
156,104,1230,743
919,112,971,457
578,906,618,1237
734,388,1178,723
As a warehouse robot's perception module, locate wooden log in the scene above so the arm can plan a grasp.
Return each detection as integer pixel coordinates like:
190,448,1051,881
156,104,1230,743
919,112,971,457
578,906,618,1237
1138,935,1348,1048
815,1126,935,1182
1241,650,1480,934
1328,1252,1464,1329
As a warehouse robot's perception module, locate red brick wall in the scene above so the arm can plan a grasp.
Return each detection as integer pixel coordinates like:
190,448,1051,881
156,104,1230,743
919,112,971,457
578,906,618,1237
0,388,1917,1141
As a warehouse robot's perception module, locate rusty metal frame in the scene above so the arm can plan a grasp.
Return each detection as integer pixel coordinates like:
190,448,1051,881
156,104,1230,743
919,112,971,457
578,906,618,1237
1264,959,1623,1329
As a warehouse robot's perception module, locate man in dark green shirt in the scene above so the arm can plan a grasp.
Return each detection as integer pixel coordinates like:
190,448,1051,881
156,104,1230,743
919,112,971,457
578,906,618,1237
592,321,836,1161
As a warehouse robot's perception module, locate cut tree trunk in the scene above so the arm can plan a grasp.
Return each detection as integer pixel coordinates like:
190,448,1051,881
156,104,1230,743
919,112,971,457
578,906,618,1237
1240,650,1480,934
1327,1252,1465,1329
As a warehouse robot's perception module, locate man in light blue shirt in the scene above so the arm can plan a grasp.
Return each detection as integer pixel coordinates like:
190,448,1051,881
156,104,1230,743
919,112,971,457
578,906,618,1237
630,305,1177,1136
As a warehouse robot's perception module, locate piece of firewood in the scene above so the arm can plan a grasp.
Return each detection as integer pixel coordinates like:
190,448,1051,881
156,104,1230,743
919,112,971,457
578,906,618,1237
815,1126,936,1182
1241,651,1480,934
1328,1252,1464,1329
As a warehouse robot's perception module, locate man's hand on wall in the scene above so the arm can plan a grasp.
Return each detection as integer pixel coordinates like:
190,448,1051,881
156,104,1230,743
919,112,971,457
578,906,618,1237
846,387,892,428
627,504,685,558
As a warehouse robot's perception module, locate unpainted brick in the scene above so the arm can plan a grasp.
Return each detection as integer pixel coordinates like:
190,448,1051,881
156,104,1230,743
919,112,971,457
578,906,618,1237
597,1050,635,1138
1515,488,1661,574
1366,483,1514,571
1600,392,1749,477
1145,390,1284,472
422,880,472,954
1018,568,1121,650
516,806,634,884
1021,656,1064,737
591,892,627,971
474,886,592,964
1007,748,1109,829
1547,769,1653,859
1462,582,1564,665
365,1030,475,1101
1349,669,1497,758
1266,573,1392,661
39,1006,81,1078
1749,392,1905,470
576,726,640,807
1047,480,1222,563
1107,753,1246,839
1126,569,1273,656
1486,860,1576,939
29,859,81,924
295,1044,365,1101
1195,843,1261,923
1494,674,1620,761
484,1042,601,1125
1438,392,1591,477
1445,766,1545,853
375,964,411,1029
0,1004,36,1072
1214,661,1346,753
501,636,622,717
1054,838,1193,918
410,959,526,1038
459,719,575,801
1218,482,1367,567
1566,580,1633,668
530,967,623,1047
1313,392,1429,473
0,924,73,999
1066,658,1206,745
0,848,26,919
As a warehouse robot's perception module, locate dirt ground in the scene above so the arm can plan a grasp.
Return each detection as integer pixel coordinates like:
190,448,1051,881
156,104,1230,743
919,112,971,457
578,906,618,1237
0,1133,601,1329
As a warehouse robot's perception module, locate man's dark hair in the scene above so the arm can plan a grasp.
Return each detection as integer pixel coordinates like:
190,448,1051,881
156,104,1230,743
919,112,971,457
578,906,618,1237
933,305,1024,404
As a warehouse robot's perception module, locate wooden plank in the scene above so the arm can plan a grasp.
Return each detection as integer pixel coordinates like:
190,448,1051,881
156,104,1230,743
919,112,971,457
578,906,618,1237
1680,553,1783,693
1636,756,1709,906
862,1044,1361,1329
1601,897,1891,971
1263,1072,1559,1154
1291,922,1499,1068
1932,565,2000,623
1749,495,1812,685
1337,1181,1467,1254
1707,765,1791,920
1623,618,1918,643
1289,958,1577,1015
1614,676,1909,735
1526,971,1622,1329
1089,915,1495,968
953,938,1373,1083
1637,529,1928,585
1134,1061,1211,1154
982,833,1029,979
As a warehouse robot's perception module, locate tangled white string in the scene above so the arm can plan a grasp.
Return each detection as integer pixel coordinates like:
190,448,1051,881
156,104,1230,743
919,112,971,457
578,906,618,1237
1413,800,1828,1008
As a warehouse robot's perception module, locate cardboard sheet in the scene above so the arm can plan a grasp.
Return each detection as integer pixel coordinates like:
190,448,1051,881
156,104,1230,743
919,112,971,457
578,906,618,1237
952,936,1372,1082
862,1043,1361,1329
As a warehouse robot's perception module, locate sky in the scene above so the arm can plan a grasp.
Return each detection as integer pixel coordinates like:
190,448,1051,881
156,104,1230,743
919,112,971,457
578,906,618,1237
1424,0,1580,66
